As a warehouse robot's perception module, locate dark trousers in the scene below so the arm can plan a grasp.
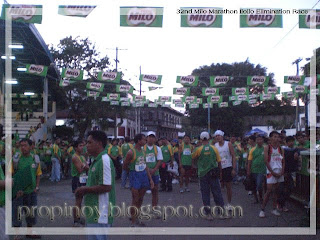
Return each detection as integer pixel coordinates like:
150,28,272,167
200,171,224,214
278,173,294,207
113,158,122,179
159,163,172,191
12,192,37,227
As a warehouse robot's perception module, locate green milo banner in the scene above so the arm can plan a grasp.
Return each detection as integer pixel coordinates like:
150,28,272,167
202,88,219,96
1,4,43,24
207,95,222,103
196,98,203,104
158,96,171,102
97,71,121,83
282,92,295,99
264,87,280,94
218,102,229,108
62,68,84,80
58,5,96,17
134,95,146,102
116,85,134,94
292,85,307,94
248,99,257,105
236,95,248,101
87,91,100,97
86,82,104,92
299,9,320,29
120,7,163,27
183,96,197,103
110,101,120,106
173,99,183,104
248,94,259,99
175,103,185,108
247,76,269,86
232,87,248,95
240,8,283,28
232,101,242,106
133,102,144,107
121,101,131,107
176,76,199,86
139,74,162,85
210,76,229,86
189,103,199,109
229,96,237,101
173,88,190,96
107,93,120,101
148,103,158,108
26,64,48,77
284,76,305,85
203,103,213,108
180,7,223,28
59,79,75,87
260,93,275,101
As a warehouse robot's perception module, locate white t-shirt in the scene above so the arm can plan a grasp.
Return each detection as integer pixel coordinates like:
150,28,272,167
215,141,232,169
267,146,283,174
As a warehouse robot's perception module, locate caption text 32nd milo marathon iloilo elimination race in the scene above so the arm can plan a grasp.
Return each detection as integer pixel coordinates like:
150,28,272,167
176,8,310,15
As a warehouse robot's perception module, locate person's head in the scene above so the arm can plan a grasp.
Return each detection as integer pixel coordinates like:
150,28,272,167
161,137,168,146
124,137,130,143
281,130,286,137
172,139,179,147
134,133,146,147
73,139,85,153
19,139,32,156
86,131,107,157
146,131,156,146
214,130,224,143
183,135,191,145
256,135,264,147
178,137,183,144
55,138,61,145
200,132,210,143
248,135,256,146
269,131,280,144
241,140,247,149
286,136,295,148
111,138,118,146
230,135,237,143
296,132,305,144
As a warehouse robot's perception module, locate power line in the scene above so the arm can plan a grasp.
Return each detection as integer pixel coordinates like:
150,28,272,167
273,0,320,49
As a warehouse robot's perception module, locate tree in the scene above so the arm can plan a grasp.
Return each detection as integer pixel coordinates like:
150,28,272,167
184,60,295,136
49,36,130,138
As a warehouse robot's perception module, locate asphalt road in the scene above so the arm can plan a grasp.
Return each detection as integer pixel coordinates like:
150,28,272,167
6,176,319,240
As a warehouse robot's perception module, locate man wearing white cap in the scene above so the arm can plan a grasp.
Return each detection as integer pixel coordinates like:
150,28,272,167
214,130,236,211
144,131,163,210
192,131,224,220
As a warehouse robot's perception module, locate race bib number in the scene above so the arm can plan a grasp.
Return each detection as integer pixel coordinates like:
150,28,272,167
243,153,248,159
79,175,88,184
183,148,191,155
135,156,146,172
146,153,155,163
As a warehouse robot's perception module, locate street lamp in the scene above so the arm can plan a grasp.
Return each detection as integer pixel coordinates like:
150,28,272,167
198,80,211,134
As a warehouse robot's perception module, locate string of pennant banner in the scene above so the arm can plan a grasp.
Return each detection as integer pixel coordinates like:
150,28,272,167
0,4,319,29
19,64,320,109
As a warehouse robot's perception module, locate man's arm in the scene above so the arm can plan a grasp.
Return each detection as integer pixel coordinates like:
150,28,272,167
146,166,154,189
264,146,277,177
123,150,133,172
72,155,85,174
228,142,236,175
247,148,254,176
178,145,182,168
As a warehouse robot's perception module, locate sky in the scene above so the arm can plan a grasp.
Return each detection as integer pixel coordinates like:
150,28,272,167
3,0,320,110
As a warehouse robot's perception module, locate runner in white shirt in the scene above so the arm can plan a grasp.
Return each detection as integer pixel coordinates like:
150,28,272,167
214,130,236,211
259,131,285,218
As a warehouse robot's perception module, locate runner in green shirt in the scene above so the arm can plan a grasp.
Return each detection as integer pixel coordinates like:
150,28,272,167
75,131,115,239
123,134,154,227
160,138,174,192
247,135,266,203
179,135,193,193
120,137,133,189
108,139,122,180
144,131,163,208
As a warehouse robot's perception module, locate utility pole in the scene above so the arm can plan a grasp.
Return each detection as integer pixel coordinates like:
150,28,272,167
107,47,127,138
136,66,142,134
198,80,210,134
293,58,302,132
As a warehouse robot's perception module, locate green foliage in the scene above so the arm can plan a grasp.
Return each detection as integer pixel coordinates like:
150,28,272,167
186,60,295,136
49,36,130,138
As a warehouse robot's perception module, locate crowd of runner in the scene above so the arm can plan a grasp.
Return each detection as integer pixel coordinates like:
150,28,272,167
0,129,316,239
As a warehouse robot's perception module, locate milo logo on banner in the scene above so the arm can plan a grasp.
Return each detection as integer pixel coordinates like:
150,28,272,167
187,13,216,27
65,69,81,78
260,93,274,101
189,103,199,109
142,75,159,83
208,96,221,103
294,85,306,93
8,5,37,20
90,82,102,90
210,76,229,86
247,12,275,27
219,102,228,108
175,103,184,108
118,85,131,92
266,87,279,94
173,99,183,104
299,10,320,28
29,65,44,74
284,76,304,85
248,76,269,86
180,76,196,85
237,95,248,101
135,96,145,101
184,96,196,103
248,99,257,105
159,96,171,102
121,102,130,107
59,5,96,17
127,8,156,26
174,88,189,95
109,94,119,100
101,72,118,81
204,88,218,96
233,88,247,95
